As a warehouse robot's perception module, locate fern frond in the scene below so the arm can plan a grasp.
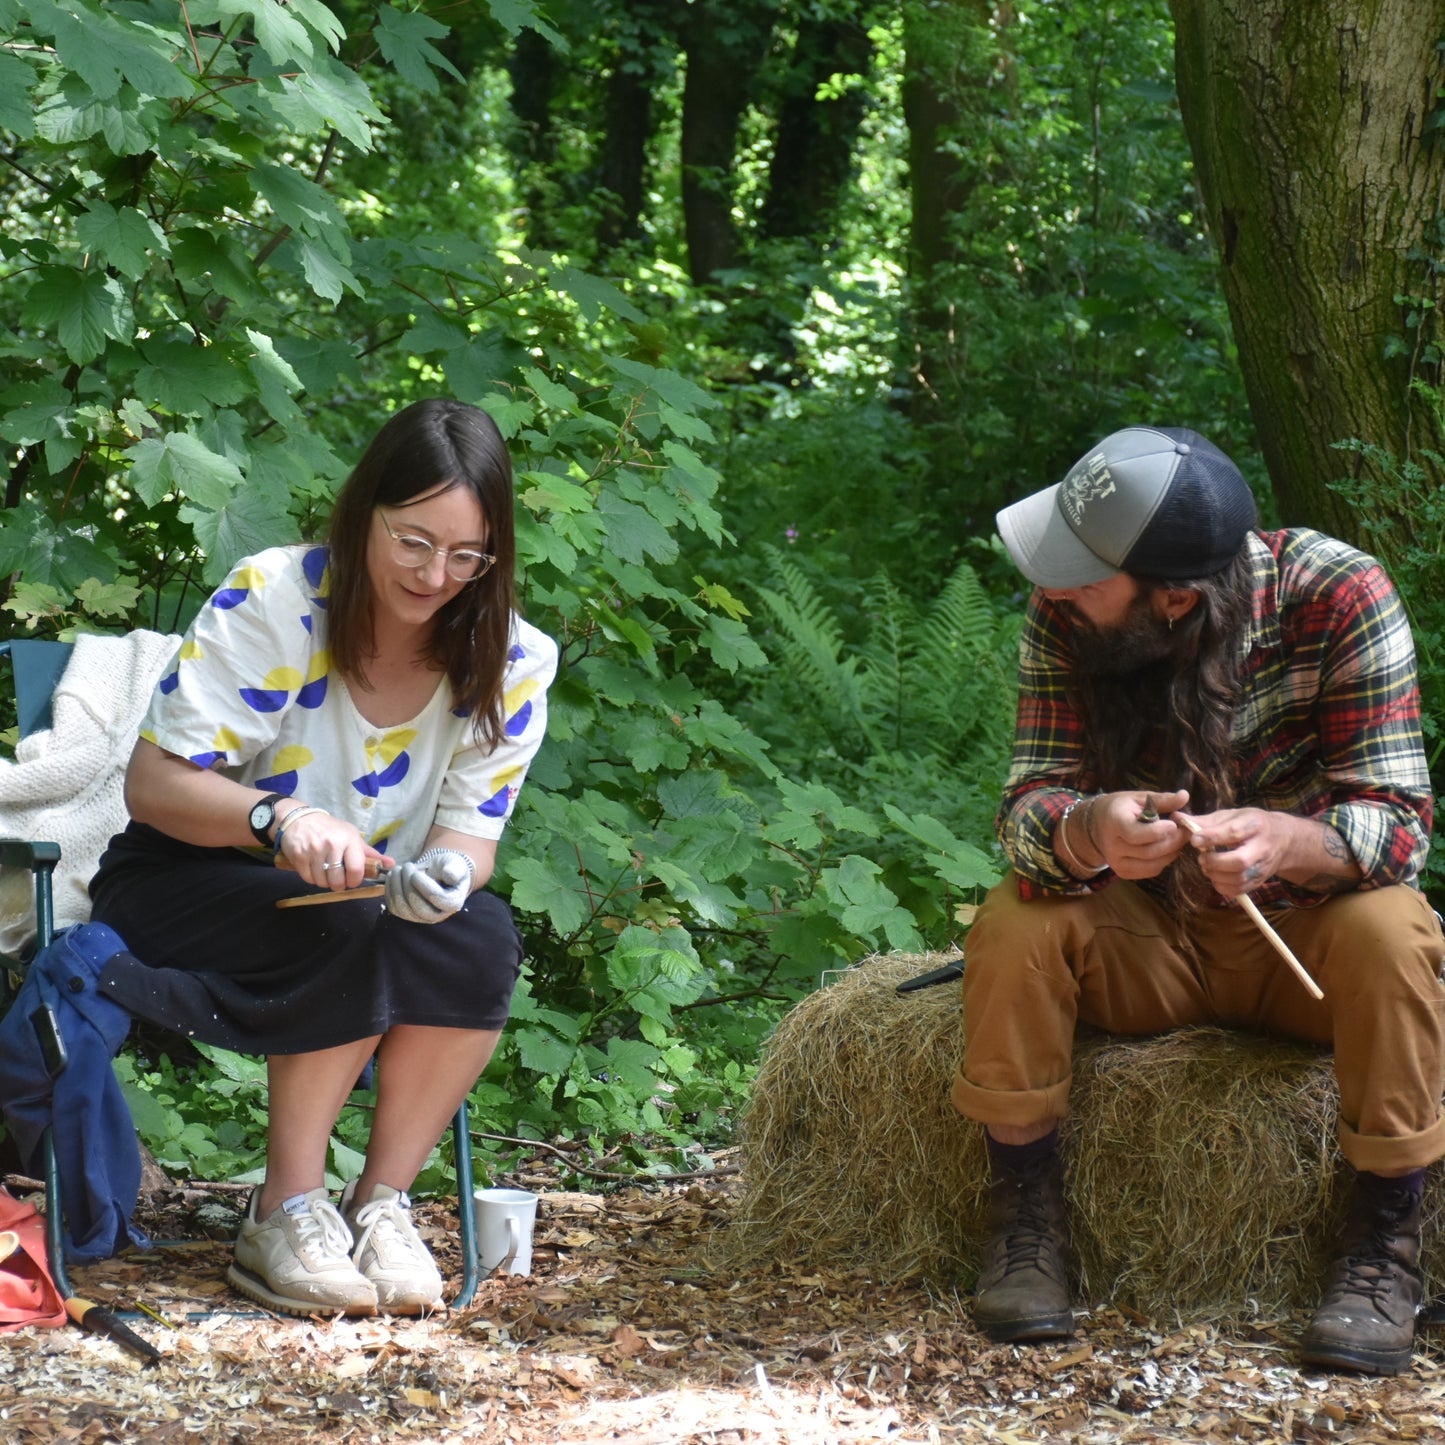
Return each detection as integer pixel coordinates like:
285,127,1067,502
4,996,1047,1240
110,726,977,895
754,547,866,728
907,559,1017,756
855,571,917,753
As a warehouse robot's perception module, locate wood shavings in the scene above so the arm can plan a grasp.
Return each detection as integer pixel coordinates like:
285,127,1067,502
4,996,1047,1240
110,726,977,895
1,1168,1444,1441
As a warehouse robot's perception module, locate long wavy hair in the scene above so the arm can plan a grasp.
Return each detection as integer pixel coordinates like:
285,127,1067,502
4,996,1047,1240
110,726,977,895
1069,546,1253,907
324,398,517,749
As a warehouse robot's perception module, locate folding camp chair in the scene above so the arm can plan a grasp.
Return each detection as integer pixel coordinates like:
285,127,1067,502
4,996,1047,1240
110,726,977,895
0,638,484,1309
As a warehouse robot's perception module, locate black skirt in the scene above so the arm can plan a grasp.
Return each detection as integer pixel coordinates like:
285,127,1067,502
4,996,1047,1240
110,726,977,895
89,823,523,1056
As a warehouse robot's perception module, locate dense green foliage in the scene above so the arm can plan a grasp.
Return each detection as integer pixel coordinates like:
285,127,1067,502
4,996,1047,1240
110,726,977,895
19,0,1426,1192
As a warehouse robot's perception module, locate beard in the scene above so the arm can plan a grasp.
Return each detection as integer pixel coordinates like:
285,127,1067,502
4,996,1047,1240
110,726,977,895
1067,590,1177,677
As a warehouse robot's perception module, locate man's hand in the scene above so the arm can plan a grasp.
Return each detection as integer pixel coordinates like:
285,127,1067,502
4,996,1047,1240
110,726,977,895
1178,807,1359,898
383,848,476,924
1081,789,1192,879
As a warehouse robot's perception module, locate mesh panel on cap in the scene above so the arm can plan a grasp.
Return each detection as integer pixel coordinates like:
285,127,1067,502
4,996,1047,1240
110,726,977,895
1121,428,1257,579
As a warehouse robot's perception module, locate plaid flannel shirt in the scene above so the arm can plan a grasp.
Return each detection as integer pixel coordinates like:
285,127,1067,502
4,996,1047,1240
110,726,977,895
999,529,1433,907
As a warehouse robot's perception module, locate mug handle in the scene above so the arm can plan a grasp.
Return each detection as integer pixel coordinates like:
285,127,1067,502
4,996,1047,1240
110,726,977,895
500,1215,520,1272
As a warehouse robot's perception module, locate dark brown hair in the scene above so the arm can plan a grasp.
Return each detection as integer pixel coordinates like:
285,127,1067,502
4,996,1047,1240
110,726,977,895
1069,546,1253,908
325,398,517,748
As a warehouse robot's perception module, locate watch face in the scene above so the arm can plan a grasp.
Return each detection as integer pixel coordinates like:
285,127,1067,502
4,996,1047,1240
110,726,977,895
250,801,272,829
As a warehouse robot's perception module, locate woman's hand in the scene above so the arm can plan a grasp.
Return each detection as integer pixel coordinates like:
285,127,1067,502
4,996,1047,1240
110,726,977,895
383,848,476,923
275,805,387,891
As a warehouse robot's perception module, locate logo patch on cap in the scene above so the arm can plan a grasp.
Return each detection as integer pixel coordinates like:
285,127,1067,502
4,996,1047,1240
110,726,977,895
1059,450,1116,529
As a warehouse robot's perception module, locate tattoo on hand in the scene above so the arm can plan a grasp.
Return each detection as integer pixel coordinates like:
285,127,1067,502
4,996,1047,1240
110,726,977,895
1322,831,1350,862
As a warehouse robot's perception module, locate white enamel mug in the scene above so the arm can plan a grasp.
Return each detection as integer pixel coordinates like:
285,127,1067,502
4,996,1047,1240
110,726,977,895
474,1187,539,1275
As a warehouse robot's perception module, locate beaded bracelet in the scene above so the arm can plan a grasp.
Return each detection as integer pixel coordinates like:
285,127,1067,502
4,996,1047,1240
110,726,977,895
272,805,326,855
1056,798,1108,876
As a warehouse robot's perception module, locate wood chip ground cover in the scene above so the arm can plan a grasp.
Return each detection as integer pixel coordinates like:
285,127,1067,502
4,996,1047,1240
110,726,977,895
3,1160,1444,1443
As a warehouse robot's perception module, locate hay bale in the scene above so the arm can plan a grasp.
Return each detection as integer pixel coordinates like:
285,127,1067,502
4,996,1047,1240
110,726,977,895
731,952,1445,1320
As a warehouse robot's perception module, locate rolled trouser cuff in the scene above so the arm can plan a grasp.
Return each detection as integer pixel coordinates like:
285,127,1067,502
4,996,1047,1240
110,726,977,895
1339,1111,1445,1175
952,1068,1072,1128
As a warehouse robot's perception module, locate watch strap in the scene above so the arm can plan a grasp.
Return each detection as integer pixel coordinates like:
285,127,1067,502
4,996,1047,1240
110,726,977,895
249,792,289,847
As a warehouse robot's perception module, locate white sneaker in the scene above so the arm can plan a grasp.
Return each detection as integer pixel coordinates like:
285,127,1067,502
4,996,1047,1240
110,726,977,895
341,1181,446,1314
228,1187,378,1316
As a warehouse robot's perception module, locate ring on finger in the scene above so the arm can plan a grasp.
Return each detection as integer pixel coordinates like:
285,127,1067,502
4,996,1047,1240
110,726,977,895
322,860,344,871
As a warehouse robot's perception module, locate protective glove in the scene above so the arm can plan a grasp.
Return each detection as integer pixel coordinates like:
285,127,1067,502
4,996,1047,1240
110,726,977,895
383,848,475,924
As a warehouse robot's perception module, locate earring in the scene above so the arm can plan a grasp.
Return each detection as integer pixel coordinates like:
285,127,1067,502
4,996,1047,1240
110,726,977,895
1168,614,1174,632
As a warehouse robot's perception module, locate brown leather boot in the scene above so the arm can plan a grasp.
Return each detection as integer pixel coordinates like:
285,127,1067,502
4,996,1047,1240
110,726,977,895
973,1149,1074,1343
1300,1179,1423,1376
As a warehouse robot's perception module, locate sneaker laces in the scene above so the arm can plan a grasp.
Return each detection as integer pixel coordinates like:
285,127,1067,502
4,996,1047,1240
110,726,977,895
290,1196,355,1263
351,1191,424,1264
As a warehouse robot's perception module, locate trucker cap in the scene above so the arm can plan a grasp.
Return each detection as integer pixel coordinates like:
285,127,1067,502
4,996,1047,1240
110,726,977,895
996,426,1258,588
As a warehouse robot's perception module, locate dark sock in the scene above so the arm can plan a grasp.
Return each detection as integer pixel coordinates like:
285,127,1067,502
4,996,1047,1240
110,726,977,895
986,1127,1060,1176
1358,1168,1425,1203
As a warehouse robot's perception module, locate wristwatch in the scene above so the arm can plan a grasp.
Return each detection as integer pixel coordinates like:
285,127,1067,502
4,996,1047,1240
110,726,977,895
248,792,290,848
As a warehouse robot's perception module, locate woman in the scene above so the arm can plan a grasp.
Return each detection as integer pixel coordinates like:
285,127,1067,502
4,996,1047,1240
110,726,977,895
90,399,557,1317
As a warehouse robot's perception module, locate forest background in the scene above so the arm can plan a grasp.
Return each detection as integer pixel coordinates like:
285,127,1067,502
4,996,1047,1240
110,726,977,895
2,0,1444,1198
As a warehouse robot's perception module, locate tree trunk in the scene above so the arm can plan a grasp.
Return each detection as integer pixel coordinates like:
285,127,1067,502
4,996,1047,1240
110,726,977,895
596,56,654,253
901,0,1004,497
1171,0,1445,553
508,27,560,251
760,16,875,242
595,0,677,256
679,1,775,285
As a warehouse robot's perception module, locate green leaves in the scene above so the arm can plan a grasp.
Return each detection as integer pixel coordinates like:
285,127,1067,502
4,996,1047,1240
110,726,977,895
0,50,37,135
125,431,244,509
0,0,1022,1185
25,0,192,101
74,202,168,280
213,0,344,66
823,855,923,953
22,267,133,364
508,854,592,938
374,3,464,92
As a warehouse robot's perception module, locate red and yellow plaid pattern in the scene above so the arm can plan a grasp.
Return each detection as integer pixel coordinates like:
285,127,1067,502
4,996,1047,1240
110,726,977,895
999,530,1432,907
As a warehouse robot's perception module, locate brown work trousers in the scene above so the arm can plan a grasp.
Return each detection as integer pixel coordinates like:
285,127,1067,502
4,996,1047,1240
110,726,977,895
952,877,1445,1174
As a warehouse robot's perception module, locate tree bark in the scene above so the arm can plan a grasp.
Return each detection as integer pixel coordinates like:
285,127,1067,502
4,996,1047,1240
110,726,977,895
596,54,654,253
760,15,875,242
1171,0,1445,551
901,0,1004,451
595,0,677,256
508,27,560,250
679,1,776,285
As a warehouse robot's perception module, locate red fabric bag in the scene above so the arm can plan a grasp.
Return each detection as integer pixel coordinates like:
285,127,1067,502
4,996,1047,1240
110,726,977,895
0,1187,67,1330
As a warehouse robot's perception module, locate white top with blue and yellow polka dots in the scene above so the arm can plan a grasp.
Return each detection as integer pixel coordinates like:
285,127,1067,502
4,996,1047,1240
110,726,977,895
140,544,558,860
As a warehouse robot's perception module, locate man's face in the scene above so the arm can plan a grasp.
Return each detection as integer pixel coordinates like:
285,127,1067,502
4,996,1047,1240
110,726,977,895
1042,573,1140,630
1046,575,1176,676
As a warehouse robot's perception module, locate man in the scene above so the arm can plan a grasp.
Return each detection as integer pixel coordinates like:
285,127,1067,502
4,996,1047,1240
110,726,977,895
955,424,1445,1375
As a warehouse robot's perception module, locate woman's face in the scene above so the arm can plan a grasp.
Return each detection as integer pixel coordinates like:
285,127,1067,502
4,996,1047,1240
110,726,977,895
365,481,489,635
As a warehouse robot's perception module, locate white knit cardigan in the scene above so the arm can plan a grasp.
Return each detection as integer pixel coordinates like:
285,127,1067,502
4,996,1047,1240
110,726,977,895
0,630,180,956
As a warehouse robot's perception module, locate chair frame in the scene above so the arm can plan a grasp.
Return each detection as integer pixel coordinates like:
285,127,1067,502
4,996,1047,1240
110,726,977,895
0,638,482,1309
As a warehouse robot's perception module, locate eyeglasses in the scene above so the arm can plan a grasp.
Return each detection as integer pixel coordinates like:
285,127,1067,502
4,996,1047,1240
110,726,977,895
379,512,495,582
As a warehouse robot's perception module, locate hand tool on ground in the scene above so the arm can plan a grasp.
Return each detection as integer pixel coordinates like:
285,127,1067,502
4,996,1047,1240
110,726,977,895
0,1228,162,1368
64,1295,163,1367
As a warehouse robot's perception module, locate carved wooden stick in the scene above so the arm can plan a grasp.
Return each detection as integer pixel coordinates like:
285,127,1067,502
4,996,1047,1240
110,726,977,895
276,883,387,909
1172,811,1324,1001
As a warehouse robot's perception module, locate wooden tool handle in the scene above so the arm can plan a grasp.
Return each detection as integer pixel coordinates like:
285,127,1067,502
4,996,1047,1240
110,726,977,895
276,856,388,881
276,883,387,909
1172,812,1324,1001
